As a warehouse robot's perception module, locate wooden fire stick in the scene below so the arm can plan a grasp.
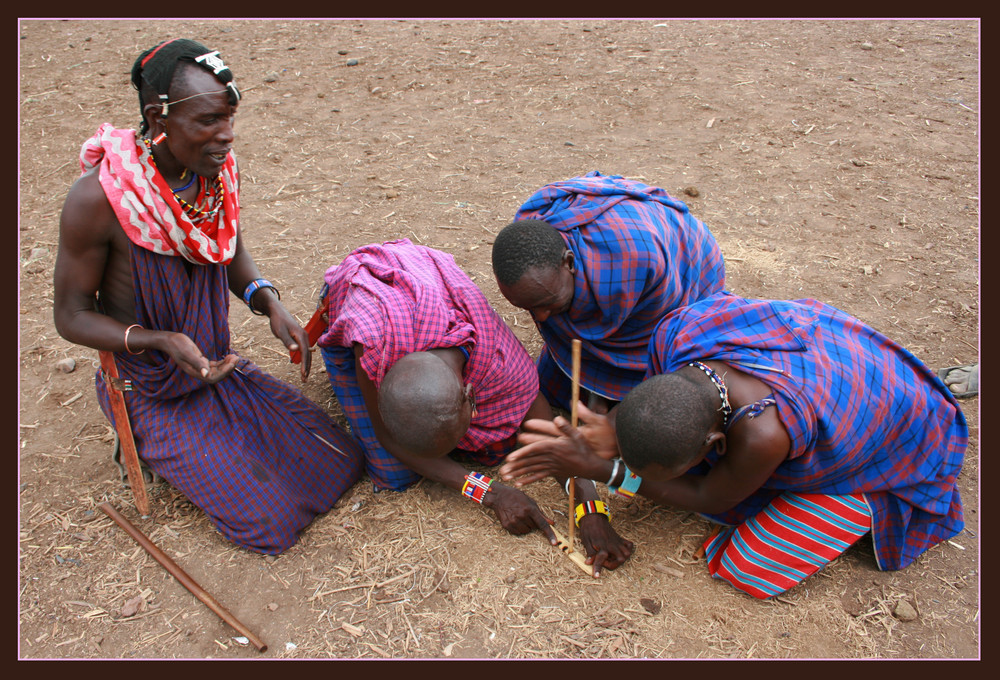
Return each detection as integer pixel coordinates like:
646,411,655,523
568,339,582,547
99,502,268,652
99,350,150,516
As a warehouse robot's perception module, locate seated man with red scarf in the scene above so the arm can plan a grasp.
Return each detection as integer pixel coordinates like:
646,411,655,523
53,39,365,554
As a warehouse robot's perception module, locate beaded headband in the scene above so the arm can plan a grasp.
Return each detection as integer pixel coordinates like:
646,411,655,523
132,38,242,133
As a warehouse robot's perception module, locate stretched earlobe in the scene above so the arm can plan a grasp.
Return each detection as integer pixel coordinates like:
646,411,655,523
704,431,727,456
563,249,576,274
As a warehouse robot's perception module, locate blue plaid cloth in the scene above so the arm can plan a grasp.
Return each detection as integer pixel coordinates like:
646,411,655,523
649,293,968,571
95,242,365,555
515,171,725,406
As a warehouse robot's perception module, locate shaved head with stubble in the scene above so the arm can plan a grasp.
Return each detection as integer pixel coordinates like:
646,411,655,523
378,352,470,458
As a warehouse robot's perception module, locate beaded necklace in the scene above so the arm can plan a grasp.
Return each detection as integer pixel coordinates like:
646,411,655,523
688,361,733,426
141,136,225,224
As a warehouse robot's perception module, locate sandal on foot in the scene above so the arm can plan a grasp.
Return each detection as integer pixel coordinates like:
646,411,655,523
937,363,978,399
111,432,163,486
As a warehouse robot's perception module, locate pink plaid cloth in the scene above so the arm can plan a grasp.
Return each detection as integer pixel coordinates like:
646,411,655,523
318,239,539,452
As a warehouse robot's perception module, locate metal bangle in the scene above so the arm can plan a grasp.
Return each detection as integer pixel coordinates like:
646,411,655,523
124,324,145,355
606,458,622,487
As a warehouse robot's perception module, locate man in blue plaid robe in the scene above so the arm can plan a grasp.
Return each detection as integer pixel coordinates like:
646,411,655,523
492,171,725,413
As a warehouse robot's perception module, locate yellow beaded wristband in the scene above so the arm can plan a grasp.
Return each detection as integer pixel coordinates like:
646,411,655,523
574,500,611,527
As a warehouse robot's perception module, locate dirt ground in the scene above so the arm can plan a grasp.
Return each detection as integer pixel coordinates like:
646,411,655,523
17,19,980,659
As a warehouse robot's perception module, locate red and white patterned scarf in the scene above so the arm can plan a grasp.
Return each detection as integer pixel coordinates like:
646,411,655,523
80,123,239,265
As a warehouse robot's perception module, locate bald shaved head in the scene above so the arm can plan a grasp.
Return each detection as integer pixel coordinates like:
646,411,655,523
378,352,469,458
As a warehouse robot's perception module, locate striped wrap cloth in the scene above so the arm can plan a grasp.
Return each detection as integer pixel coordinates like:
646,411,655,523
79,123,239,265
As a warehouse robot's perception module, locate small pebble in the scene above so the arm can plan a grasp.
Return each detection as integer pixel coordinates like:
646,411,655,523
840,594,864,617
338,49,349,55
640,597,662,615
758,218,769,227
861,42,874,50
56,357,76,374
267,602,279,611
683,186,700,198
347,59,359,66
264,72,279,83
893,599,918,622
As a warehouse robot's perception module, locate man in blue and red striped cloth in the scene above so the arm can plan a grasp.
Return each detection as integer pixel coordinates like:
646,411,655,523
491,171,726,415
314,239,634,575
502,293,968,598
53,39,365,554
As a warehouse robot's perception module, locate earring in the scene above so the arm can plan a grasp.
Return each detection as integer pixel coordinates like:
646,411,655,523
152,132,167,145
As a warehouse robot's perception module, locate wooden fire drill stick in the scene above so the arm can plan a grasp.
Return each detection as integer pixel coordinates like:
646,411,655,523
99,502,268,652
568,339,582,547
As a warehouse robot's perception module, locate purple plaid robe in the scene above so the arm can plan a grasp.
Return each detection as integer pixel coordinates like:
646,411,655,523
95,242,364,555
514,171,725,405
648,293,968,571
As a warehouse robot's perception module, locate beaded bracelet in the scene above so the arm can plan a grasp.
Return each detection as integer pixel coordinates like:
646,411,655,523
242,278,280,316
574,500,611,527
461,471,493,504
614,468,643,498
123,324,145,355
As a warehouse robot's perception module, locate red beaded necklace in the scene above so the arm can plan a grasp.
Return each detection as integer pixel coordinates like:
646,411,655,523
142,136,226,224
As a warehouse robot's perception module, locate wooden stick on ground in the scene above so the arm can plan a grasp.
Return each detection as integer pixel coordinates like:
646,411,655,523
99,502,268,652
568,339,582,547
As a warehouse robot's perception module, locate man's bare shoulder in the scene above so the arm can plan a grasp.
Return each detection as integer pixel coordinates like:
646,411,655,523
60,167,119,238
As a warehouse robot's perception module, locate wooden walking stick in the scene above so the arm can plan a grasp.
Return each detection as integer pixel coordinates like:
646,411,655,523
99,350,151,516
99,502,268,652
